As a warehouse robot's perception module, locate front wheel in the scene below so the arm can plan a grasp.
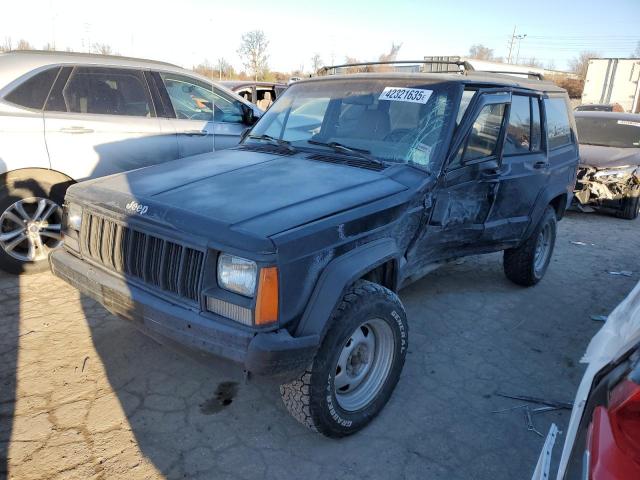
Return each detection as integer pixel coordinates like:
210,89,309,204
503,206,557,286
0,183,64,275
280,280,408,437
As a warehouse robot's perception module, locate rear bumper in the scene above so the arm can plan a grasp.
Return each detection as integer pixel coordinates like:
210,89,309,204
50,249,318,380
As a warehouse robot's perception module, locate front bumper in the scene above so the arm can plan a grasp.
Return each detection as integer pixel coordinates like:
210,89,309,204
50,249,318,380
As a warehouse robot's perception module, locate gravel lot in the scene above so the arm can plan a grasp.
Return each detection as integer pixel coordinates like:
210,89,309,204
1,211,638,480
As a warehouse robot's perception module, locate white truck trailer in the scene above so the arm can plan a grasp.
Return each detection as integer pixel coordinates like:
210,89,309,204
582,58,640,113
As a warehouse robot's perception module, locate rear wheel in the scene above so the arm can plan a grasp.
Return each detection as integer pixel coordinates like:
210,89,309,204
280,281,408,437
503,206,557,286
617,185,640,220
0,174,68,274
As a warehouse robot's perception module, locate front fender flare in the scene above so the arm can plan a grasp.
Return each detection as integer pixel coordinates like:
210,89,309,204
295,238,400,338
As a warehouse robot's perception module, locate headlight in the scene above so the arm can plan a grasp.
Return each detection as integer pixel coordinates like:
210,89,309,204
217,253,257,297
593,166,638,179
66,203,83,231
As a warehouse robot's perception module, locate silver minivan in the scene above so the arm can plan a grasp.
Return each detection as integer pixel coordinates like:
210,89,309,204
0,51,261,274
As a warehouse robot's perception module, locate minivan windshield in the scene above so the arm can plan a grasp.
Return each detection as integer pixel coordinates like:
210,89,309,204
576,116,640,148
247,78,460,172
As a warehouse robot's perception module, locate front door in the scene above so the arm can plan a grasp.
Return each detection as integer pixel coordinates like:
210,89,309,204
407,92,510,268
43,66,178,180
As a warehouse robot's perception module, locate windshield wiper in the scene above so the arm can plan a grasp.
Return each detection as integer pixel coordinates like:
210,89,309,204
247,134,296,152
307,140,385,168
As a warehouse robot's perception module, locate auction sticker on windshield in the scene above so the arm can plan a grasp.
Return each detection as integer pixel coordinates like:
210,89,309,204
379,87,432,104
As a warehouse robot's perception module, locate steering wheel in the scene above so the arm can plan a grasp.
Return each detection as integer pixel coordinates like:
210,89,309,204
383,128,414,143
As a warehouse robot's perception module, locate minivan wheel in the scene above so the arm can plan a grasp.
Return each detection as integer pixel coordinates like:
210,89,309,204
280,280,408,437
616,185,640,220
503,206,557,287
0,178,66,275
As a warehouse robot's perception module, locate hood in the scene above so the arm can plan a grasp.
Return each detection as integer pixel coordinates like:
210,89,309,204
68,148,408,251
579,144,640,168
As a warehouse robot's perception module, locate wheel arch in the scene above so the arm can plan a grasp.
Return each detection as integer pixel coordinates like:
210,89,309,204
0,168,75,201
294,238,401,339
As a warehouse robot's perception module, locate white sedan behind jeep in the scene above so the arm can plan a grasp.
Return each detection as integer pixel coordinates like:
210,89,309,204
0,50,261,274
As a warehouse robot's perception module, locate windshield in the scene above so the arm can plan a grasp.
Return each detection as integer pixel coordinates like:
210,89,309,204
576,116,640,148
247,78,460,171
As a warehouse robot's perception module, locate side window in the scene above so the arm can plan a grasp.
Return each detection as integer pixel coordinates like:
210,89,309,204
160,73,214,121
504,95,531,155
60,67,153,117
460,103,506,164
5,67,60,110
211,87,244,123
544,97,572,149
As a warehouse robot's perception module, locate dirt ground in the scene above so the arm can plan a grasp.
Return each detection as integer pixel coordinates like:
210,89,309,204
1,211,638,480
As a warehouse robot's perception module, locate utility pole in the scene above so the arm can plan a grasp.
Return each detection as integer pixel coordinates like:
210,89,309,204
507,25,516,63
507,26,527,64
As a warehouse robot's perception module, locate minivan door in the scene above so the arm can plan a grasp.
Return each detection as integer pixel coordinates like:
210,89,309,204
407,92,511,266
43,66,178,180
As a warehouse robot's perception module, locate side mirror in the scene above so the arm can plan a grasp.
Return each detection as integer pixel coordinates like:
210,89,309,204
241,104,258,126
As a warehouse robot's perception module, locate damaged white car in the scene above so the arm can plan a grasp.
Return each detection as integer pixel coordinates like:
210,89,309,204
573,111,640,220
532,280,640,480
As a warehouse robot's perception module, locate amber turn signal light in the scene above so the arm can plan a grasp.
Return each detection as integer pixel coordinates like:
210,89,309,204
255,267,279,325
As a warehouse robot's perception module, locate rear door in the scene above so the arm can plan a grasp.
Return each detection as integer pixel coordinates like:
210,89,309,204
543,96,579,207
44,66,177,180
481,93,550,242
408,91,511,264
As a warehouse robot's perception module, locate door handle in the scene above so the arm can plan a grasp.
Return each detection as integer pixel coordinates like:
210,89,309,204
534,161,550,169
59,126,94,134
184,130,208,136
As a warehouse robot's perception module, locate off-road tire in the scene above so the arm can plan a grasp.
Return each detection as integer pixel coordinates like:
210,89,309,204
0,171,71,275
617,185,640,220
280,280,408,437
503,206,557,287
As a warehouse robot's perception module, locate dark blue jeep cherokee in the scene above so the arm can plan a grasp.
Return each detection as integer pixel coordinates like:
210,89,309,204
50,65,579,437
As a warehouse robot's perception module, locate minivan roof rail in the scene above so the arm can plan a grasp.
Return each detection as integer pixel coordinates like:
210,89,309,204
318,59,545,81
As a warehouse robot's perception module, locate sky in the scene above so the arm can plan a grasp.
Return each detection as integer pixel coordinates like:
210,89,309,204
2,0,639,73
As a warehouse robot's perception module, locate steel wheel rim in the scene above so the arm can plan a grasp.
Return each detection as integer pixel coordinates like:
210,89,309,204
533,223,552,275
334,318,395,412
0,197,62,262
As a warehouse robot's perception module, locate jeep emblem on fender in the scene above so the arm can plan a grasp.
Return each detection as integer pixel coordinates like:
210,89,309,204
125,201,149,215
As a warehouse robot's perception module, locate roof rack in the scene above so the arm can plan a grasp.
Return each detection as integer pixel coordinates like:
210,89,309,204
318,59,475,75
318,59,545,81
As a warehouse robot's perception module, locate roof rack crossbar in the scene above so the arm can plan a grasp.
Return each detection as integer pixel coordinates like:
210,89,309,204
479,70,545,80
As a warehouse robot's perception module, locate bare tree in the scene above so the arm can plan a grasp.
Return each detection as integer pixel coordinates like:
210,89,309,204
237,30,269,81
92,43,113,55
569,51,600,79
633,41,640,58
15,39,33,51
379,42,402,62
520,57,544,68
0,37,13,52
468,44,495,61
216,57,233,80
310,53,323,73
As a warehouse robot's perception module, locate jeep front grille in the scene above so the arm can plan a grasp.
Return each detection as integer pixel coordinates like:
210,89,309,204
80,212,204,303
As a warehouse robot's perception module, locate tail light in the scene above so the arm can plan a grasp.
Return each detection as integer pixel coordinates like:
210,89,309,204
588,378,640,479
609,379,640,463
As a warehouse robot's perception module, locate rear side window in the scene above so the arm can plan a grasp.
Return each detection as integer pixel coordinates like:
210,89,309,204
504,95,531,154
60,67,153,117
544,97,572,149
5,67,60,110
504,95,543,155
